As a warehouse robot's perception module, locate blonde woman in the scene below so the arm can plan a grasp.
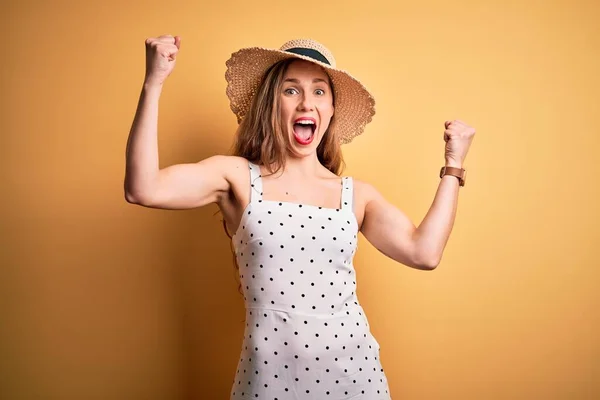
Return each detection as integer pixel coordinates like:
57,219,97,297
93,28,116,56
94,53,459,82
124,35,475,399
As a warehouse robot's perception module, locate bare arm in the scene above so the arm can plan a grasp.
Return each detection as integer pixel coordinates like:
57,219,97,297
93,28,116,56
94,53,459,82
359,173,461,270
123,82,162,203
412,166,462,268
123,82,232,209
359,181,425,270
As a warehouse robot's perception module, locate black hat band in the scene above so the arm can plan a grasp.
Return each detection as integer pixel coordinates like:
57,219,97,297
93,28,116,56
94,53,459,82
284,47,330,65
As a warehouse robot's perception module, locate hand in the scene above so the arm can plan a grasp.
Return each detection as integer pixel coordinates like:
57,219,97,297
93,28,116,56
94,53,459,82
144,35,181,86
443,120,476,168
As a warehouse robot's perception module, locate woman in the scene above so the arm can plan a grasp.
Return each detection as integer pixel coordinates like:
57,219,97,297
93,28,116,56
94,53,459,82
124,35,475,399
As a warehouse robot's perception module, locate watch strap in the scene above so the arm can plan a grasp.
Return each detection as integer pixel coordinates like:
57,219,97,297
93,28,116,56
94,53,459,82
440,166,466,187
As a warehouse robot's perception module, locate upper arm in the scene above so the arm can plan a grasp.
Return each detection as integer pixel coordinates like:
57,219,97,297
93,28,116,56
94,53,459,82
126,155,241,210
358,180,430,270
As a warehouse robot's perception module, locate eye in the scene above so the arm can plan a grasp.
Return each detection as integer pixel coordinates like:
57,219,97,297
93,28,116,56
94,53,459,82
315,89,325,96
284,88,299,95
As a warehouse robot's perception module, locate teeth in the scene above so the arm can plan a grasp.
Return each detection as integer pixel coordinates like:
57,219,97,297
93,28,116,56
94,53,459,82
296,120,315,125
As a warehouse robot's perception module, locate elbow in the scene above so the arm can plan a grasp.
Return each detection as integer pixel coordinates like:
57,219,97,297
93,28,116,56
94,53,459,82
124,178,152,205
125,191,139,204
422,261,439,271
124,187,150,205
415,253,440,271
124,178,138,204
412,239,440,270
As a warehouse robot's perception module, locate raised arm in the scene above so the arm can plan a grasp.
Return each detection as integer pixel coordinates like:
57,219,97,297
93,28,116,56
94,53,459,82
123,35,233,210
359,169,462,271
125,153,234,210
358,180,429,270
359,120,475,270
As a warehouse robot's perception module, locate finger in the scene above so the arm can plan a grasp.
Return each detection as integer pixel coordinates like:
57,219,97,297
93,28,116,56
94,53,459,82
174,35,181,49
156,44,179,57
445,127,459,136
146,37,176,48
155,35,176,46
169,44,179,59
453,120,468,130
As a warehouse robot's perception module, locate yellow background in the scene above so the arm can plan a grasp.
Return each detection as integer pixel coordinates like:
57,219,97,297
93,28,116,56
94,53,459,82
2,0,599,399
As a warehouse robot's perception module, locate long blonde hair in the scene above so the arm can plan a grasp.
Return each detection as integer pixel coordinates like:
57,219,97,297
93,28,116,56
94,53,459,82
223,58,345,296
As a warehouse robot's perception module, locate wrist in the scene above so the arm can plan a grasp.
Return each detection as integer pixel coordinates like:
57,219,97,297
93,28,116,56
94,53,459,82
143,80,164,92
440,164,467,187
445,160,463,169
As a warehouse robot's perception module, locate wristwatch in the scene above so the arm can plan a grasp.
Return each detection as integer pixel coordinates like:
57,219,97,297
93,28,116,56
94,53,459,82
440,166,466,187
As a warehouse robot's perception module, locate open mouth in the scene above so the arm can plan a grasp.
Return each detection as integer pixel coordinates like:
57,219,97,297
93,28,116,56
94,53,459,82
292,118,317,145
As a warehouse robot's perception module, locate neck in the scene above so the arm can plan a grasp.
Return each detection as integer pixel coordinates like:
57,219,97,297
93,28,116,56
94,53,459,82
279,152,324,180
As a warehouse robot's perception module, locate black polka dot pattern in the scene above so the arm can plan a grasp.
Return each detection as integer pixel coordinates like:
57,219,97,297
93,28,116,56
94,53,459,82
230,161,391,399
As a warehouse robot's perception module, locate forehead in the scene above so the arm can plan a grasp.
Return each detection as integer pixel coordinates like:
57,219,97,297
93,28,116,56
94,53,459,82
283,59,330,82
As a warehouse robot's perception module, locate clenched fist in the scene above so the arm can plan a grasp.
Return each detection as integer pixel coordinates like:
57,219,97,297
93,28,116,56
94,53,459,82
443,120,476,168
144,35,181,86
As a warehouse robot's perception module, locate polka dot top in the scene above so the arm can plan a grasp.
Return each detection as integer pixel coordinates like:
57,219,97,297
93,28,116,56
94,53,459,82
230,161,391,399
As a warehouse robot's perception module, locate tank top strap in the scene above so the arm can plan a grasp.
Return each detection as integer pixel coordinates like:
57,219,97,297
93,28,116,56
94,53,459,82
248,161,263,203
340,176,354,211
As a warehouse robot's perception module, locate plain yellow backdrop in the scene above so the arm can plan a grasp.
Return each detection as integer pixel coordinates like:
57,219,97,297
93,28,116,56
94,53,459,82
1,0,599,399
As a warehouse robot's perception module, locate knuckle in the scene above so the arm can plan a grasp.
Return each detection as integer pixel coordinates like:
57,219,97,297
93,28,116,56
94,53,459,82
158,35,175,44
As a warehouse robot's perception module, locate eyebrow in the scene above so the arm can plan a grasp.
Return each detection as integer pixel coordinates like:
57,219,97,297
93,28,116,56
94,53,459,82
283,78,328,84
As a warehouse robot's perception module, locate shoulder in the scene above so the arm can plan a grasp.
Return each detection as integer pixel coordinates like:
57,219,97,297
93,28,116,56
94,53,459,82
204,155,249,177
350,178,379,203
207,154,248,168
347,178,381,228
193,155,250,193
210,155,251,209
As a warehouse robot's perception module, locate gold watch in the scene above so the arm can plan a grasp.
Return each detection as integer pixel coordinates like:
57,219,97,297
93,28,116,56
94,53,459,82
440,166,466,187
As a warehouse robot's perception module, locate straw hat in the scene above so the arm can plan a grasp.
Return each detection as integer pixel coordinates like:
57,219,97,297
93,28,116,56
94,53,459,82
224,39,376,145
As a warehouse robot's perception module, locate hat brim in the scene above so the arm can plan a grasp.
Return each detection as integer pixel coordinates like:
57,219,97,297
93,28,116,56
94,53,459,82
225,47,375,145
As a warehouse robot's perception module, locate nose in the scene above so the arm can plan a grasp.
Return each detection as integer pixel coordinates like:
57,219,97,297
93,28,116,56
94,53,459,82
297,93,314,111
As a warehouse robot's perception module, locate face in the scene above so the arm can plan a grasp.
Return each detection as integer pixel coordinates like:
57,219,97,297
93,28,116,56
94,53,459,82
280,60,334,154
